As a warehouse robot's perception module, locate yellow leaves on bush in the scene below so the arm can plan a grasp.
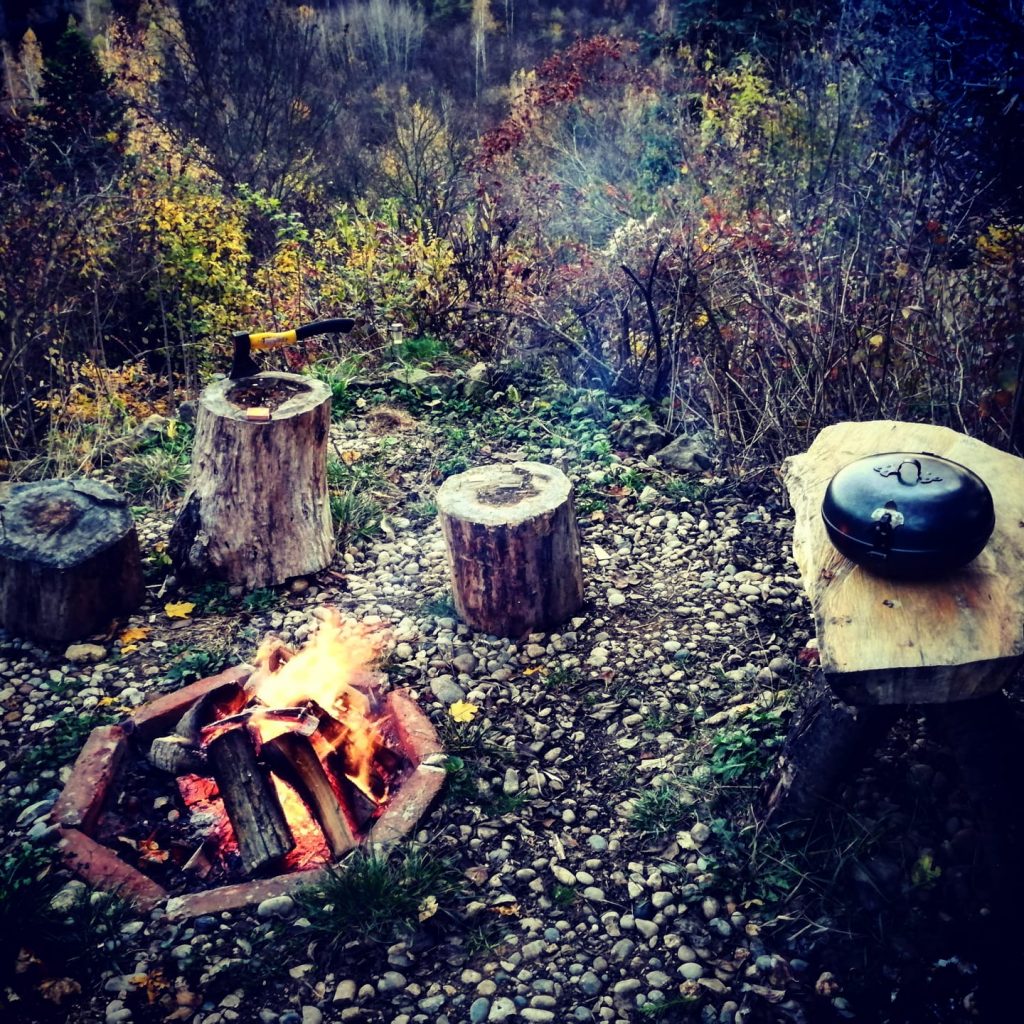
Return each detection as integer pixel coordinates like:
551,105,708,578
164,601,196,619
33,359,170,427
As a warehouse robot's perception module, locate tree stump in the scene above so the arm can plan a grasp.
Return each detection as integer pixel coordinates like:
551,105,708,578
436,462,584,637
169,373,333,588
0,479,143,645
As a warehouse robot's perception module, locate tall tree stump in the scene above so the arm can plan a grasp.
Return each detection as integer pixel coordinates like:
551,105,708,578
0,479,143,645
437,462,584,638
169,373,333,588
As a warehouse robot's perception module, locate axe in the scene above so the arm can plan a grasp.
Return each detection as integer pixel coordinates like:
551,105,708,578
230,317,355,379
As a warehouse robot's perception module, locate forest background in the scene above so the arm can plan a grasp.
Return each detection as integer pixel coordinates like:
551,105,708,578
1,0,1022,474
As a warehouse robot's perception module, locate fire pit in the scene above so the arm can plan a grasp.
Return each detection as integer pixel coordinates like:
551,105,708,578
51,612,445,919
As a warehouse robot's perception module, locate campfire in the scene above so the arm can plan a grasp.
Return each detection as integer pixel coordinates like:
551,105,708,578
52,611,445,917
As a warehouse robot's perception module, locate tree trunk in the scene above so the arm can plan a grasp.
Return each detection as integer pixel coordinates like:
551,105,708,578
0,479,143,645
169,372,334,588
437,461,584,637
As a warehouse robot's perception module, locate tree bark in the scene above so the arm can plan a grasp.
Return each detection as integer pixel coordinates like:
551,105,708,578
207,727,294,875
0,478,143,645
168,372,334,588
436,461,584,637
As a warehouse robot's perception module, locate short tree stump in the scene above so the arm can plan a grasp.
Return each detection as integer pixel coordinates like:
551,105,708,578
0,479,143,644
437,461,584,637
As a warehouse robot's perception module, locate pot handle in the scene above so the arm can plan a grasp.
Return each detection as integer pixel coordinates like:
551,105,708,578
895,459,922,485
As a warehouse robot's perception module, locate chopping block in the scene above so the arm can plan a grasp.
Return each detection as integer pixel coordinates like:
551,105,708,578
765,420,1024,829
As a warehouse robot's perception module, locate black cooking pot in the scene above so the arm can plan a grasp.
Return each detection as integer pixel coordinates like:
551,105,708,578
821,451,995,578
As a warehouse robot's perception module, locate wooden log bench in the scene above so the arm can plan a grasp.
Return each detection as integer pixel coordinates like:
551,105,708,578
765,420,1024,874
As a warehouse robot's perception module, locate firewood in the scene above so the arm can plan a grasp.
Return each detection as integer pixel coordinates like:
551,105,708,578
207,729,294,875
0,479,143,645
436,461,584,637
262,733,357,858
175,681,246,745
148,735,206,775
168,372,334,588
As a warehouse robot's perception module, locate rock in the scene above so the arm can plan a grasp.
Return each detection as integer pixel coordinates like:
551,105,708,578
606,589,626,608
488,996,518,1021
578,972,603,997
551,864,575,885
389,367,457,394
680,963,704,980
453,652,479,675
256,895,295,919
613,416,671,456
470,997,492,1023
463,363,492,401
522,939,547,960
610,938,635,961
301,1009,322,1024
430,675,466,704
64,643,107,664
377,971,407,993
653,436,713,473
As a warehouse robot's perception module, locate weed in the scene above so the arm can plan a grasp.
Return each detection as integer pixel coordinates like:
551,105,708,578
639,994,700,1018
294,847,463,957
20,709,119,773
662,478,710,504
408,498,438,520
241,587,279,613
464,920,509,957
552,884,577,907
420,592,457,619
310,356,366,417
629,780,691,840
543,664,578,690
485,791,528,816
706,709,786,784
190,581,235,615
164,646,232,686
435,454,468,480
115,448,191,505
394,335,448,366
644,710,676,732
442,754,479,802
331,489,382,548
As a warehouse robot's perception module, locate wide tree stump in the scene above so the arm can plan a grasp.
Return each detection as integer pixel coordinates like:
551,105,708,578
0,479,143,645
783,420,1024,704
169,373,333,588
437,461,584,638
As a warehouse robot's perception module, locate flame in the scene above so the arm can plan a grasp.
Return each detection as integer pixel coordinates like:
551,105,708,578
248,610,389,802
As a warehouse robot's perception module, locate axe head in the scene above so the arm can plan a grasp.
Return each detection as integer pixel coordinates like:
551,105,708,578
230,332,261,379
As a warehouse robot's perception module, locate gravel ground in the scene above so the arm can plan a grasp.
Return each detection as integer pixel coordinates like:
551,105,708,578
0,397,1014,1024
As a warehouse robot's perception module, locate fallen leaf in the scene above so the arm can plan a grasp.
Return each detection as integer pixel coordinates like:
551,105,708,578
38,977,81,1004
523,666,547,676
449,700,480,723
417,895,438,922
120,644,140,655
490,902,521,917
868,333,885,349
340,449,361,464
464,866,489,885
119,626,150,645
164,601,195,619
138,839,169,864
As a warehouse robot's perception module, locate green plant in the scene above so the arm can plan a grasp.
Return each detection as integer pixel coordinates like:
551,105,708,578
442,754,478,802
706,709,786,784
310,356,365,417
164,646,232,686
408,498,438,520
661,478,710,504
394,334,448,366
552,884,577,907
420,592,457,619
20,709,120,773
190,581,235,615
294,847,463,957
241,587,279,612
629,780,691,840
331,489,382,548
115,447,191,505
435,454,468,480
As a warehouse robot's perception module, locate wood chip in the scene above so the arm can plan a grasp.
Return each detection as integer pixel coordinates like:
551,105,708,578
245,407,272,421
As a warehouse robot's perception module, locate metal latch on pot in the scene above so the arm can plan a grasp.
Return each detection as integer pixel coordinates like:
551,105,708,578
869,502,904,556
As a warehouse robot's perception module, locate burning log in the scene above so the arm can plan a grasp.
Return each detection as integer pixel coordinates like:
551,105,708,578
262,733,357,859
168,372,334,588
437,462,584,637
207,729,294,875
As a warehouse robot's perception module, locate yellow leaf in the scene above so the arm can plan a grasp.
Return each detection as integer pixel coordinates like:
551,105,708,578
340,449,361,464
417,895,438,922
164,601,196,619
119,626,150,644
490,902,521,916
868,334,885,349
120,644,140,655
449,700,480,723
523,666,547,676
894,261,910,278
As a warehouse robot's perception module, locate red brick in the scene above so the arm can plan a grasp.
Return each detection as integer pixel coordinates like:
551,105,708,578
57,828,166,911
52,725,127,832
164,866,330,919
368,763,445,849
130,664,252,740
386,688,443,762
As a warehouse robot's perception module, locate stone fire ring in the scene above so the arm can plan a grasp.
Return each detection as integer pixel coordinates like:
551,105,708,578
50,666,446,919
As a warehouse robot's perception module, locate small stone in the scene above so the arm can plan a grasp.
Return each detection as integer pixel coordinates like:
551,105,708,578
646,971,671,989
578,972,602,997
689,822,711,844
430,675,466,704
301,1009,322,1024
377,971,407,993
453,652,479,675
587,835,608,852
503,768,520,795
635,918,659,940
333,981,357,1003
610,938,635,961
256,895,294,919
64,643,107,664
606,589,627,608
488,996,517,1021
551,864,575,885
522,939,546,960
680,963,704,980
470,997,491,1023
